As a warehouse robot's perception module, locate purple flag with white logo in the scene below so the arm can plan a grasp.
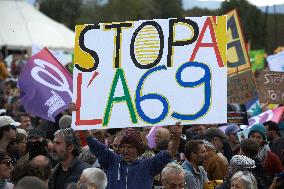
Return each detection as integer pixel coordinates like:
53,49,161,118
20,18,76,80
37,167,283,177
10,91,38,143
18,48,73,122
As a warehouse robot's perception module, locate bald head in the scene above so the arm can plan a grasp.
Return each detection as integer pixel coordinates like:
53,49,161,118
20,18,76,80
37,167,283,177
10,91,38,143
31,155,52,181
31,155,50,167
155,128,171,146
15,176,47,189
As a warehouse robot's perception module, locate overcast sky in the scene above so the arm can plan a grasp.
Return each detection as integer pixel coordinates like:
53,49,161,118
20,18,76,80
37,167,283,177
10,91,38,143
26,0,284,12
183,0,284,9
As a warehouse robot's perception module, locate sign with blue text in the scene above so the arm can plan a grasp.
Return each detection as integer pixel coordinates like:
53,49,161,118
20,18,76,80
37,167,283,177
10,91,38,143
72,17,227,129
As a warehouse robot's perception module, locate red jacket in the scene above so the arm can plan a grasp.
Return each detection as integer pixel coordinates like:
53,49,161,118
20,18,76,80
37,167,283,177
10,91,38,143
264,150,283,176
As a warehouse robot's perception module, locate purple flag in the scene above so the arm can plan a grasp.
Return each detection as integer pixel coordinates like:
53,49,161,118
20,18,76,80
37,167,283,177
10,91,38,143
146,125,162,148
18,48,73,122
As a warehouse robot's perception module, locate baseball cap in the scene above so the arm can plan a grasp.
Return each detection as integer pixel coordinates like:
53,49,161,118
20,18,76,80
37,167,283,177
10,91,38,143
0,116,20,127
225,124,240,136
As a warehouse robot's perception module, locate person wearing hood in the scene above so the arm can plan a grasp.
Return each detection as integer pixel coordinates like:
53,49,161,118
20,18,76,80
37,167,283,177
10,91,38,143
84,122,182,189
248,123,283,176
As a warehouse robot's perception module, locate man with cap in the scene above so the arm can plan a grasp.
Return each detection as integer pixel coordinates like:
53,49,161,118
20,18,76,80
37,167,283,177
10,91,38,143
204,127,233,162
0,116,19,152
248,123,283,176
84,123,182,189
225,124,240,155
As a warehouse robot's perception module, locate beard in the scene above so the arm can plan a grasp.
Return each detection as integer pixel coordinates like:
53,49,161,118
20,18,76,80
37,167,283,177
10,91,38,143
49,149,68,162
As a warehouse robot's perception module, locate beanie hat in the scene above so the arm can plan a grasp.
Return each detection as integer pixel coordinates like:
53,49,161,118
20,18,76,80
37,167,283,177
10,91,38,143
59,115,72,129
229,155,256,174
120,128,144,154
248,123,267,141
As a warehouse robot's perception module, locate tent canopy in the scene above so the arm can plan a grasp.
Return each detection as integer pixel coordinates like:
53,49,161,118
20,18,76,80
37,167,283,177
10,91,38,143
0,0,75,51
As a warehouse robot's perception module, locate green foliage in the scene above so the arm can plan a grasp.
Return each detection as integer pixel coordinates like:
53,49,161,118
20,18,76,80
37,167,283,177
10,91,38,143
220,0,265,50
38,0,283,53
39,0,82,30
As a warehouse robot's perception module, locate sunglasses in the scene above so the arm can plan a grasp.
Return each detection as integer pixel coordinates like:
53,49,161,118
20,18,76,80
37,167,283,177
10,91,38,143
9,125,17,130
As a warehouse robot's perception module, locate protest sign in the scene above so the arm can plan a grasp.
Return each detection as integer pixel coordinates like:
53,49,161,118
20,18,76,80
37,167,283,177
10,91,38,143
249,106,284,126
72,17,227,130
227,10,251,75
227,104,248,125
228,70,257,104
249,49,265,71
256,71,284,104
267,51,284,72
18,48,73,122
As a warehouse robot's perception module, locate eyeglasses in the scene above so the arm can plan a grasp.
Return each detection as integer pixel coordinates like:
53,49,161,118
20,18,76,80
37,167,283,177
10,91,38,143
164,179,185,189
0,159,12,166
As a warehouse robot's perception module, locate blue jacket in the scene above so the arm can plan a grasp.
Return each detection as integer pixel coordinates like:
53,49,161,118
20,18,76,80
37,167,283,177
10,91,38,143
87,137,172,189
182,160,208,189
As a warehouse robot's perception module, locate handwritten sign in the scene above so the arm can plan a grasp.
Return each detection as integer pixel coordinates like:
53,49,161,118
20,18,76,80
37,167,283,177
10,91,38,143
227,10,251,75
228,70,257,104
72,17,227,130
256,71,284,104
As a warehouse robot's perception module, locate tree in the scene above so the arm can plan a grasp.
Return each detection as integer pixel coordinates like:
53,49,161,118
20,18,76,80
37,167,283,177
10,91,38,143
219,0,265,50
39,0,83,30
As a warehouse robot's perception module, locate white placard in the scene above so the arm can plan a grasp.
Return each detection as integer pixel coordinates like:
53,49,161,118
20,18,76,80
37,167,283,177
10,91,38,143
72,17,227,130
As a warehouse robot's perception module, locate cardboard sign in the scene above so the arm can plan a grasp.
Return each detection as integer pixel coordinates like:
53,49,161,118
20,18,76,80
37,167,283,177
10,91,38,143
227,104,248,125
256,71,284,104
249,49,265,71
72,17,227,130
227,10,251,75
228,70,257,104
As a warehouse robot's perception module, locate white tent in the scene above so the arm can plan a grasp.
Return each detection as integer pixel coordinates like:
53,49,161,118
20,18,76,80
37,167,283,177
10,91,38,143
0,0,75,51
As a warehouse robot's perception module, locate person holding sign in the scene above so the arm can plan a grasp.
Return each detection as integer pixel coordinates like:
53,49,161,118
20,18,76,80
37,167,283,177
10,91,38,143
83,122,182,189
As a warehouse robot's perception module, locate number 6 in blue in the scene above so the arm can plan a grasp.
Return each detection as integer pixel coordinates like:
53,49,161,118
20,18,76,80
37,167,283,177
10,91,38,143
172,62,211,120
136,65,169,124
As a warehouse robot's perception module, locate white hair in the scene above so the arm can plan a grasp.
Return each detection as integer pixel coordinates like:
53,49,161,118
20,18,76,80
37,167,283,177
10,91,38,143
81,168,107,189
161,162,185,181
231,171,258,189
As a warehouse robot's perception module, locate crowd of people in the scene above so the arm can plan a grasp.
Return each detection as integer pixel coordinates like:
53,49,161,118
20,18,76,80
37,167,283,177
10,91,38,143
0,51,283,189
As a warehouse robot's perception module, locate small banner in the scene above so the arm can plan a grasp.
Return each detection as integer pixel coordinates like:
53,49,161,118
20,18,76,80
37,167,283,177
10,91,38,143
249,49,265,71
227,104,248,125
228,70,258,104
227,9,251,75
255,71,284,104
18,48,73,122
72,17,227,130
